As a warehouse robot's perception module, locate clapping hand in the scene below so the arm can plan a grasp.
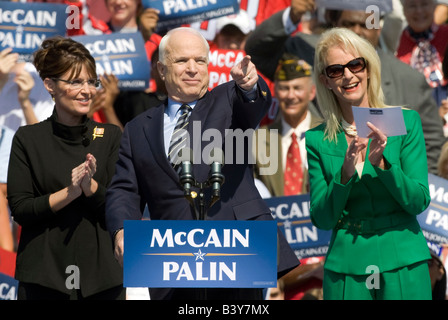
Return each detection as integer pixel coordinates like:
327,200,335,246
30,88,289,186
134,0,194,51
71,153,98,197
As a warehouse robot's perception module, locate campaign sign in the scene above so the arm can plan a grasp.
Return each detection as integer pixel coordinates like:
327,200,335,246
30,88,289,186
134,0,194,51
0,2,66,61
72,32,151,90
208,48,245,89
0,273,17,300
316,0,393,12
417,173,448,245
142,0,240,28
124,220,277,288
265,194,332,259
0,248,17,300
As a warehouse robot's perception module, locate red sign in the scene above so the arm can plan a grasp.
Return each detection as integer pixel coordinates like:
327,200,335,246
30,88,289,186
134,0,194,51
0,248,16,278
208,48,246,89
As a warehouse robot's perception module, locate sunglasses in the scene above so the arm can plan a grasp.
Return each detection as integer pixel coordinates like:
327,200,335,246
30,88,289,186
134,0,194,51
324,57,367,79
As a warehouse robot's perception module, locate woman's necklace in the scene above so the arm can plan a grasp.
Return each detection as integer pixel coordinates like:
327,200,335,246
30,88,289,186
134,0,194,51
341,118,357,137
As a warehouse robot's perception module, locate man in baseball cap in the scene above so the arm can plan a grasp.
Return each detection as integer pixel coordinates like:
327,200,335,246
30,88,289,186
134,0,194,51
213,10,255,50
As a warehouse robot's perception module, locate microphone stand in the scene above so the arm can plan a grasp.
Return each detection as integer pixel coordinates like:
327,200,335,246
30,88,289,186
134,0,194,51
179,161,224,221
179,161,224,300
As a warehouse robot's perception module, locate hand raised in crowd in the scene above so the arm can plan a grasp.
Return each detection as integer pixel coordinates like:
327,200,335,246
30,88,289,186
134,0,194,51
290,0,316,24
89,73,123,130
366,121,387,168
139,8,160,42
14,67,34,104
100,73,120,103
230,55,258,91
0,48,19,91
14,65,39,125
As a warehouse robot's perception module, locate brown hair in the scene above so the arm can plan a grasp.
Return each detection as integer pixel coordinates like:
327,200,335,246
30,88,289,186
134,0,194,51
33,36,97,81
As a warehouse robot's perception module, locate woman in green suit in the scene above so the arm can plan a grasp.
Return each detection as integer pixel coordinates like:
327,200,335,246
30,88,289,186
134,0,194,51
306,28,432,300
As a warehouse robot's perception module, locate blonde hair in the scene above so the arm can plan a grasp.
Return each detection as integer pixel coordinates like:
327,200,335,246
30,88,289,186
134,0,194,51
313,28,390,142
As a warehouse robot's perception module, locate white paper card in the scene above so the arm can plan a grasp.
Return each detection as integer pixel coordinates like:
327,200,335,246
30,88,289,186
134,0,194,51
352,106,406,138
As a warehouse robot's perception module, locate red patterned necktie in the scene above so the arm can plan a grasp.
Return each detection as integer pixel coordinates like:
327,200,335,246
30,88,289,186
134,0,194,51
284,132,303,196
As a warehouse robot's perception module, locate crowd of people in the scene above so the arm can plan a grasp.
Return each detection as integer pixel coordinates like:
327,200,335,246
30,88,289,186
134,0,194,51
1,0,448,300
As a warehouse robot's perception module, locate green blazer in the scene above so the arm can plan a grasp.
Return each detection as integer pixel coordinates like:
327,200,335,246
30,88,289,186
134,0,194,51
305,108,431,275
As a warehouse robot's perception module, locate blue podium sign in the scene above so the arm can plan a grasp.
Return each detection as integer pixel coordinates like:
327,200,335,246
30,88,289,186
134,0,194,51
124,220,277,288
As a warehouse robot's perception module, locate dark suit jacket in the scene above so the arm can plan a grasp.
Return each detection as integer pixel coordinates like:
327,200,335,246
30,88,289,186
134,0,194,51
105,78,299,299
245,9,446,174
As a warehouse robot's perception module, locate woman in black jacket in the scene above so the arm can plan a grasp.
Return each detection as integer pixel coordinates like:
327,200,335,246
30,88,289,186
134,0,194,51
7,37,124,300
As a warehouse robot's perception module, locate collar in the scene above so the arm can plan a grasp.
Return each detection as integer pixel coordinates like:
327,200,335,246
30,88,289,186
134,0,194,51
281,111,311,140
50,109,90,143
166,98,197,121
407,23,438,41
107,22,138,34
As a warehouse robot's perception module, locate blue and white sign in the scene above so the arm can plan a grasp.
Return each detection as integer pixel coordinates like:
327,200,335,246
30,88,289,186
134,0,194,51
0,2,67,61
0,273,18,300
72,32,151,90
265,194,332,259
124,220,277,288
418,173,448,245
316,0,393,12
142,0,240,28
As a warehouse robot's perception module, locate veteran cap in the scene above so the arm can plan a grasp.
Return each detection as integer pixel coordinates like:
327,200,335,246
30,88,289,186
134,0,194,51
274,53,312,81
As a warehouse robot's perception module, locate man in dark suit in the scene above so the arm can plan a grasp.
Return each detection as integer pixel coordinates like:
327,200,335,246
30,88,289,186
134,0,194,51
245,0,446,174
105,27,299,300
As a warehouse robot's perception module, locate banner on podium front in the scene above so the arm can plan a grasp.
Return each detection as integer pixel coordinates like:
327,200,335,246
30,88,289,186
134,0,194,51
0,2,67,62
264,194,332,259
124,220,277,288
72,32,151,90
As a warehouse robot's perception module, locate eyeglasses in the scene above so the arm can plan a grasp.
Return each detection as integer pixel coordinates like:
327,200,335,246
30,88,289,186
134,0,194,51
51,78,101,89
324,57,367,79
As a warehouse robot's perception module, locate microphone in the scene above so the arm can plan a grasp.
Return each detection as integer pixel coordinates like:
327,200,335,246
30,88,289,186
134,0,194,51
178,148,194,196
210,161,224,198
208,148,225,200
82,137,90,146
180,160,194,196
